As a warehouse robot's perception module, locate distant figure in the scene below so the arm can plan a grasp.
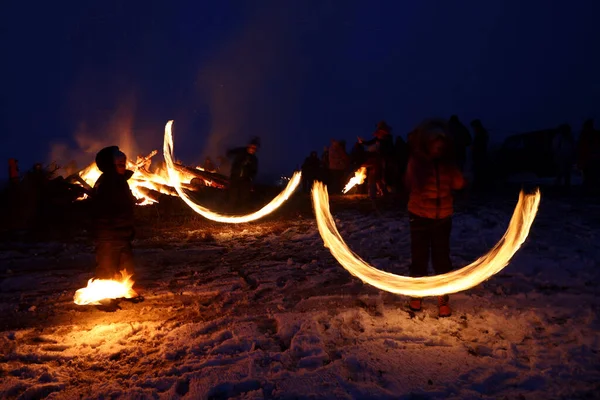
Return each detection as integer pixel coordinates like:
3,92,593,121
328,139,350,193
358,120,395,198
448,115,472,171
216,155,231,176
301,151,321,193
552,124,575,192
203,157,216,172
8,158,19,186
227,138,259,208
394,135,409,191
404,119,465,318
92,146,139,282
320,146,330,186
470,119,490,190
577,119,600,195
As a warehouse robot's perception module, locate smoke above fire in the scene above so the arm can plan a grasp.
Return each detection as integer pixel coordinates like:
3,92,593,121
48,90,154,176
194,2,322,175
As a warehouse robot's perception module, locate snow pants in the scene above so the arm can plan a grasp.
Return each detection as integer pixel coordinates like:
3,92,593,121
95,240,135,280
409,213,453,277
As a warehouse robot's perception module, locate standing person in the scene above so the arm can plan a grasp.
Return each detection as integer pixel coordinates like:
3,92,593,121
552,124,575,193
8,158,19,187
203,157,216,172
404,119,466,317
448,115,472,171
470,119,490,190
328,139,349,193
92,146,139,283
320,146,330,187
577,119,600,195
227,138,259,209
301,151,321,193
359,121,394,198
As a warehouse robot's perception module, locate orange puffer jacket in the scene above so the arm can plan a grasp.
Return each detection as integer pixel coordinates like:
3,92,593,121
406,157,465,219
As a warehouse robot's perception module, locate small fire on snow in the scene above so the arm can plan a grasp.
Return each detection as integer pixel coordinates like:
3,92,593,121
73,270,137,305
342,167,367,194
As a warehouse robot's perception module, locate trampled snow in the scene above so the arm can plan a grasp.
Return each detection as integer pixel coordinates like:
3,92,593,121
0,192,599,399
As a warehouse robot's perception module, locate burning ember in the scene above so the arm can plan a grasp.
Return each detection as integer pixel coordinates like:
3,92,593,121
163,120,302,223
73,270,137,305
342,167,367,194
311,181,541,296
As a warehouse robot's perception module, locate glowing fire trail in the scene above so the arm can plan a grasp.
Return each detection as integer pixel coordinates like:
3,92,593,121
312,181,541,296
342,167,367,194
74,270,137,305
163,120,302,223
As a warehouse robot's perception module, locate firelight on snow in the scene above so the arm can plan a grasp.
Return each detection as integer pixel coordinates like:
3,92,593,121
73,270,137,305
342,167,367,193
311,181,541,296
163,120,302,223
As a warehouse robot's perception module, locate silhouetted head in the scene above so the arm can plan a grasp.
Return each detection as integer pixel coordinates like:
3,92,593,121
583,119,594,130
310,151,318,158
375,120,392,134
411,119,452,161
96,146,128,175
449,115,459,123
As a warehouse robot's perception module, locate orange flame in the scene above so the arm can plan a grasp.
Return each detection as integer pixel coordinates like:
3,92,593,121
77,154,196,205
73,270,137,305
342,167,367,193
163,120,302,223
312,181,541,296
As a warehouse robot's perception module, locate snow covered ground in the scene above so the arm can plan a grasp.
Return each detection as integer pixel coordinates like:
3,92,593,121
1,191,599,399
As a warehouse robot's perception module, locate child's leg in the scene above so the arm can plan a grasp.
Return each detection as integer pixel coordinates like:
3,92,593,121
96,241,121,279
431,217,453,275
409,214,431,277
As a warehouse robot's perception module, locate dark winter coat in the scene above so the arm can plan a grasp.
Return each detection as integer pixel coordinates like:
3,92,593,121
362,132,394,158
302,155,321,178
228,147,258,181
92,147,136,241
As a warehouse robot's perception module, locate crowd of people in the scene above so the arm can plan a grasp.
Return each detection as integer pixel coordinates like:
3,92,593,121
3,117,600,316
300,117,600,198
300,116,488,199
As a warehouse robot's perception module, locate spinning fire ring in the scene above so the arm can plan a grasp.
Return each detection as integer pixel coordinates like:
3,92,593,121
311,181,540,296
163,120,301,223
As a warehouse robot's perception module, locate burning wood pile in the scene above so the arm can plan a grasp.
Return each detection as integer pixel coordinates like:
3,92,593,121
65,150,230,205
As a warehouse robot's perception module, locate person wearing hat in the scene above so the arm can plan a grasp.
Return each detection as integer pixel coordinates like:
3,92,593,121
227,137,260,209
358,120,395,199
404,119,465,317
92,146,139,283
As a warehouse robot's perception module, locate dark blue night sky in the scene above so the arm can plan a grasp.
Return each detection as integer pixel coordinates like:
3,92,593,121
2,1,599,179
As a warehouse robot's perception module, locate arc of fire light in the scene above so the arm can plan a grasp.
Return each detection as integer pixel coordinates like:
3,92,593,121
311,181,541,296
163,120,302,223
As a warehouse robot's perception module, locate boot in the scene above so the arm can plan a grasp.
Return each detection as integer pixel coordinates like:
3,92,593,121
438,295,451,317
409,297,422,311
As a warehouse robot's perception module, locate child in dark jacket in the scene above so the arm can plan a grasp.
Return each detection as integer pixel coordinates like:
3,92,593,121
92,146,137,281
405,120,465,317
